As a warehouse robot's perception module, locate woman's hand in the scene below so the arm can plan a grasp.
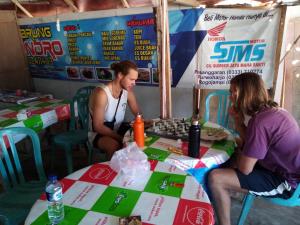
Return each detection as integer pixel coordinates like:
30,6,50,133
229,105,244,129
229,104,246,144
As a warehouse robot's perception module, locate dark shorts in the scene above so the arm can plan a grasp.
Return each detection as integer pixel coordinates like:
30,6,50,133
92,133,103,148
92,122,131,148
234,166,294,199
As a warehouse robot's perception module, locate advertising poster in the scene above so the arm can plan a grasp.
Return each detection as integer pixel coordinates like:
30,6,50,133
174,8,281,89
19,12,158,85
19,7,280,89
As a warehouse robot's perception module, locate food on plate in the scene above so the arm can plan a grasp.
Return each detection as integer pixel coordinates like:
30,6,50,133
66,67,79,78
81,67,94,79
96,68,113,80
137,68,150,82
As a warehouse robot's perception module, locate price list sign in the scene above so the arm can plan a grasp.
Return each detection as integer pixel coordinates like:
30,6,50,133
20,12,158,85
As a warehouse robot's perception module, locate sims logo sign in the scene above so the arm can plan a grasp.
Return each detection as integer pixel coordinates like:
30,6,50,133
210,40,266,63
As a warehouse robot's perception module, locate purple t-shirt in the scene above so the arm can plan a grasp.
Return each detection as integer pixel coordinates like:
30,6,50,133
243,107,300,188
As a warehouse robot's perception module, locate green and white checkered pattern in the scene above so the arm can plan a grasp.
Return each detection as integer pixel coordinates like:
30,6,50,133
26,121,234,225
26,160,214,225
0,98,70,131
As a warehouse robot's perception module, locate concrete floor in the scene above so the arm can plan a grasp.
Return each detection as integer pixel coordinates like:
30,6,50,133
20,128,300,225
229,193,300,225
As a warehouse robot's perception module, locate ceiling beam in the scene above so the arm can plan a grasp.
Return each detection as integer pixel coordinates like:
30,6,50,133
63,0,79,12
120,0,130,8
168,0,203,7
10,0,33,17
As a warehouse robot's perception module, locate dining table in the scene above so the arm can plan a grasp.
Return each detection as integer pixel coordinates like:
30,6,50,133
25,120,235,225
124,120,235,186
25,160,215,225
0,97,70,143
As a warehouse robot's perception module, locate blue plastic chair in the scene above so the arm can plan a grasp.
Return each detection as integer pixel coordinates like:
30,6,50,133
0,127,47,225
0,215,9,225
204,90,231,128
51,93,89,173
74,86,107,163
69,86,95,130
75,86,95,95
237,184,300,225
51,86,106,173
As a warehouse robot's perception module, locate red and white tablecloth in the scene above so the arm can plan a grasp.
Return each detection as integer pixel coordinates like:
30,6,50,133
26,160,214,225
0,98,70,142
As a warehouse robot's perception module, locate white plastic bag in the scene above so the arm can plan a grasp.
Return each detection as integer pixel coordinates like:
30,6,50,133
110,142,150,183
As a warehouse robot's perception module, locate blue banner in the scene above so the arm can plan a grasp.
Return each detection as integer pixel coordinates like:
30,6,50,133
20,9,207,87
20,12,159,85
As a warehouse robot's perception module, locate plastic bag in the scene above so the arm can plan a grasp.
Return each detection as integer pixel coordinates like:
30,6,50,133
110,142,150,183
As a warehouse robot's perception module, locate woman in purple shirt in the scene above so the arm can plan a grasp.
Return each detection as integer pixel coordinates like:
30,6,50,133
208,72,300,225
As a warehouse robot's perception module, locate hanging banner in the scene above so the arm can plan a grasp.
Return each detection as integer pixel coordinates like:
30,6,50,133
19,12,158,85
174,8,281,89
19,7,280,89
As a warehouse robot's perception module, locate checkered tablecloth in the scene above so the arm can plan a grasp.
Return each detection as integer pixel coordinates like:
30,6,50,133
26,160,214,225
25,121,235,225
0,98,70,131
125,121,235,176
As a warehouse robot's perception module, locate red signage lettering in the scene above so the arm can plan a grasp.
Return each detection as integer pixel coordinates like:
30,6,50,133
24,40,64,60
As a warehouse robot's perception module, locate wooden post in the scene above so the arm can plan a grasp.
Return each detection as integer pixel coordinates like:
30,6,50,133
155,0,172,119
272,5,287,100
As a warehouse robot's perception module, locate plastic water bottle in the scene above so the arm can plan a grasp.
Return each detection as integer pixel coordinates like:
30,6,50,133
188,120,201,158
46,175,64,224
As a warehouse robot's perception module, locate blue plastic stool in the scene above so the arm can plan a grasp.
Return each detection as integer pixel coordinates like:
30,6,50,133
237,184,300,225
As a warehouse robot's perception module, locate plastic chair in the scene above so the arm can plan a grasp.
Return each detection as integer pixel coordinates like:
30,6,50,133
68,86,95,132
51,94,89,174
75,86,107,163
237,184,300,225
204,90,231,128
0,127,47,225
0,215,9,225
51,86,106,173
75,86,95,95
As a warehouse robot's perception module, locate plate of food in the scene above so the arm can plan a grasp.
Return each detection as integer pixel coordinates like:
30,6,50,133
201,127,228,141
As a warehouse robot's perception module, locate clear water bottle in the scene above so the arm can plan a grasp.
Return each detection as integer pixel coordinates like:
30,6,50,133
188,120,201,158
46,175,64,224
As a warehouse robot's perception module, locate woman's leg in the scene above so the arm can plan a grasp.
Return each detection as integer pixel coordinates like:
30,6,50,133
208,168,248,225
208,166,292,225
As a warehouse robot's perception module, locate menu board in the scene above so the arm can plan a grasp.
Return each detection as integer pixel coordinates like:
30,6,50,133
20,12,158,85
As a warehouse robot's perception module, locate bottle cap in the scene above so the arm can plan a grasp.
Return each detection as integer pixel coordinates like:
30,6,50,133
48,175,58,182
192,120,199,126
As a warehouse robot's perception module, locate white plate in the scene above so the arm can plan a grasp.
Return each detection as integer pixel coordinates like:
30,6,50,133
201,128,228,141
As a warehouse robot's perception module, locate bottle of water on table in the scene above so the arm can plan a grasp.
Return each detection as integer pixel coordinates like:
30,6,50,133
46,175,64,224
188,120,201,158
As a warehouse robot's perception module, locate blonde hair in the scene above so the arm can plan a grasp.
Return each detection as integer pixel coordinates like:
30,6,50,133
230,72,277,115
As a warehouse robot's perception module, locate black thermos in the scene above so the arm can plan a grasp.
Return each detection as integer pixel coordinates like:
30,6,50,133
188,120,201,158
